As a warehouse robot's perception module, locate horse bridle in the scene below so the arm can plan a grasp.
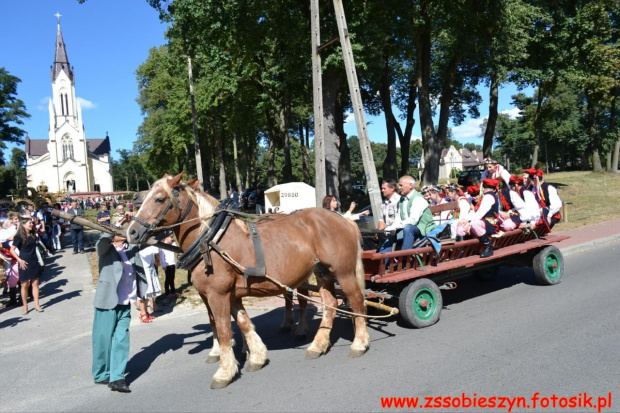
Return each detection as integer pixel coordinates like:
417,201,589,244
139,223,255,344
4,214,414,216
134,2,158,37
131,187,194,234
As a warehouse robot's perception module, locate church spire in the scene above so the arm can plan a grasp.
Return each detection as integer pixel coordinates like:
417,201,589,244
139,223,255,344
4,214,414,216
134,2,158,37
51,13,73,82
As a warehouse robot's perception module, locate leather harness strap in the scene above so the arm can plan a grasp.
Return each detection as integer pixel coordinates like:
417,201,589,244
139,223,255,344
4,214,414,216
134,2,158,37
242,222,266,278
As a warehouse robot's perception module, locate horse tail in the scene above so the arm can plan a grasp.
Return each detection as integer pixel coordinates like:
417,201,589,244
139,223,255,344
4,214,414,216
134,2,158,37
355,240,366,293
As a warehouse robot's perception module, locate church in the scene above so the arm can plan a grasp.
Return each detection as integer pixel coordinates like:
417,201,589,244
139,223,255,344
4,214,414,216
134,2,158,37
25,18,113,194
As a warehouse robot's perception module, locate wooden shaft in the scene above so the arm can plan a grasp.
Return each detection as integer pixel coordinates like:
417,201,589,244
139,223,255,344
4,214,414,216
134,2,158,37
50,210,182,253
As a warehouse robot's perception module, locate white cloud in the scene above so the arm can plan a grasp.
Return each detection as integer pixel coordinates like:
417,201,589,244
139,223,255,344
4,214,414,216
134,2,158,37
452,118,485,140
501,107,521,119
344,111,355,124
37,97,50,111
77,97,97,109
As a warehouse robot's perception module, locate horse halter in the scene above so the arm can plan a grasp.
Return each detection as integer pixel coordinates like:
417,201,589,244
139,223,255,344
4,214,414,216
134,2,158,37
131,187,194,234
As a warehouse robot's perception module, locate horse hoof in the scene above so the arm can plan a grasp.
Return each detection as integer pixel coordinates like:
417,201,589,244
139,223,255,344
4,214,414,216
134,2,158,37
210,380,229,390
279,326,292,333
246,362,264,372
305,350,322,360
348,348,368,358
205,355,220,364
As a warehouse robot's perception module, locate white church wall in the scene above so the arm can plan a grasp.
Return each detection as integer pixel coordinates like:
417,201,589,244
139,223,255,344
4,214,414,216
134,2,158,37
92,159,114,192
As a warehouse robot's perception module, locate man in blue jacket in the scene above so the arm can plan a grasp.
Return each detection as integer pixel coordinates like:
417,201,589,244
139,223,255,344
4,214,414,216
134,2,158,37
92,229,147,393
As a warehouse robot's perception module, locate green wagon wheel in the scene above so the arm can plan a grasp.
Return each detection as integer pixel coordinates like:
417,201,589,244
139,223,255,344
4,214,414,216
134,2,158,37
399,278,443,328
533,245,564,285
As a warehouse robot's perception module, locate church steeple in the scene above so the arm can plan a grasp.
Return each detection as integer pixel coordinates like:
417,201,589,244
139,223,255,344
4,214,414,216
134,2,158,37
51,13,73,82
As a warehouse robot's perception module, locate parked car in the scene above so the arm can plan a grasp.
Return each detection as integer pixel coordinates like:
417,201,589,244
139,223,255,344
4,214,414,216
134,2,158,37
457,169,482,187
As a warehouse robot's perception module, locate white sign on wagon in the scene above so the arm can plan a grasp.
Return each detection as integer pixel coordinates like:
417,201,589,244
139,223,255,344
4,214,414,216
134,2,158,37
264,182,316,214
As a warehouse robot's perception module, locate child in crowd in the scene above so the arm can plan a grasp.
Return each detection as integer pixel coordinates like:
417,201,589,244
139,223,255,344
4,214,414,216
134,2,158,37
159,232,178,300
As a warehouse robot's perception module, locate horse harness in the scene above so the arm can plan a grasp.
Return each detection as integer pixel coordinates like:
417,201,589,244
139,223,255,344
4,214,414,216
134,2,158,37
173,199,267,280
131,188,195,234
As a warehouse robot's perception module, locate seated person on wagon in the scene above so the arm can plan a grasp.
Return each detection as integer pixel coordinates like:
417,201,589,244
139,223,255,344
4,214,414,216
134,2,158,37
380,175,436,253
506,176,541,230
481,157,511,188
457,179,515,258
522,168,562,230
443,184,471,241
422,185,452,225
377,179,401,231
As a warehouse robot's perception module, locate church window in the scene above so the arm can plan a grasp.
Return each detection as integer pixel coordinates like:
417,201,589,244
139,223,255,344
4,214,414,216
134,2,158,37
61,136,74,161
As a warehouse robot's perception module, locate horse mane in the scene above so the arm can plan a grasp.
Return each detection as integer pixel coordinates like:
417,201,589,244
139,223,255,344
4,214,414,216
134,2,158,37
154,177,247,233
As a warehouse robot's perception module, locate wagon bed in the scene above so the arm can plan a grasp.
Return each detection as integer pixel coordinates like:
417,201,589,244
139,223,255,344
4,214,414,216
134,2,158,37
355,201,570,328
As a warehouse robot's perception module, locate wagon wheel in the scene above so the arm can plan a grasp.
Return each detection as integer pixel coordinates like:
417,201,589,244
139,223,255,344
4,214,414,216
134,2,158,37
533,245,564,285
398,278,443,328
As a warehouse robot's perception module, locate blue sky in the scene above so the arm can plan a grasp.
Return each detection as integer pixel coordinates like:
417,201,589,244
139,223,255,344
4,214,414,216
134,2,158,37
2,0,528,165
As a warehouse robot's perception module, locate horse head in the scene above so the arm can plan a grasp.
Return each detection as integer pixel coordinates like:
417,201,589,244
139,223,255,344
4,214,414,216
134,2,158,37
126,172,188,244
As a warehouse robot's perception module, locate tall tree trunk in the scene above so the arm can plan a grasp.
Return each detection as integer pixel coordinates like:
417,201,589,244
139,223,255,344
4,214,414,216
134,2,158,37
322,67,341,197
393,74,417,176
379,50,398,181
531,85,544,168
610,94,619,173
279,106,293,183
267,136,277,187
336,93,352,197
585,90,603,172
300,122,311,183
416,6,439,186
213,118,227,199
436,54,461,150
232,133,242,191
125,174,129,192
483,72,499,158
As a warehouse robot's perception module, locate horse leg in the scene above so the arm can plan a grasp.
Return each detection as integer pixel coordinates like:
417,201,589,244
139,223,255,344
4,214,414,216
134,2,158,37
294,287,309,340
231,299,268,372
280,291,295,333
208,294,239,389
335,270,370,358
305,278,337,359
199,294,221,364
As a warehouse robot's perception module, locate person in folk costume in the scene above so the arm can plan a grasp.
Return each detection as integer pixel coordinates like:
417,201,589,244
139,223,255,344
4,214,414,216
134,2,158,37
465,179,516,258
480,157,511,189
444,184,471,241
522,168,562,231
507,176,541,230
455,185,480,240
423,185,452,225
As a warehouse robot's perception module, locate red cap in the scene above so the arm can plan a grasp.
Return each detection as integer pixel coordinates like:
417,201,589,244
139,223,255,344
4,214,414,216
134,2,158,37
523,168,538,176
509,175,524,184
482,179,500,189
466,185,480,195
536,169,544,178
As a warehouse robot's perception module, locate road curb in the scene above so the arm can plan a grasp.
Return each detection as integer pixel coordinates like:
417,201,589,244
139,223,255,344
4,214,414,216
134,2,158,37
560,233,620,257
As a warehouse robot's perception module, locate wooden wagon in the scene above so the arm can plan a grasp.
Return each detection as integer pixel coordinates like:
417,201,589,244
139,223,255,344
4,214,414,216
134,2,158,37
349,201,568,328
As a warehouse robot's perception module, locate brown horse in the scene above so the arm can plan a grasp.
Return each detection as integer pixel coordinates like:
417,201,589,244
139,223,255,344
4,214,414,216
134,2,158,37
126,173,370,389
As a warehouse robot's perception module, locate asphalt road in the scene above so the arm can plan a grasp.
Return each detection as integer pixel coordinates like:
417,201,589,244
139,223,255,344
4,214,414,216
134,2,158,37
1,240,619,412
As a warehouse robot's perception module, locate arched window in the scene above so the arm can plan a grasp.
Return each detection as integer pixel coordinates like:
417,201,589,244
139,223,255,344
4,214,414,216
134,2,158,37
61,135,74,161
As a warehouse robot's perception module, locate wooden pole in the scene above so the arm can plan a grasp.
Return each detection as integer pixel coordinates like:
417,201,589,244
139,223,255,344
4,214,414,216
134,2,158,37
311,0,326,206
332,0,382,225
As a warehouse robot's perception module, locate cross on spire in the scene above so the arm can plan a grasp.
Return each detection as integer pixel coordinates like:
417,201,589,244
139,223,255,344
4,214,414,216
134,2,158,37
54,12,62,24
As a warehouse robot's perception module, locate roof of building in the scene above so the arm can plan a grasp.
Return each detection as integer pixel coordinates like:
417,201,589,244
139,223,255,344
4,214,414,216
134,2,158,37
439,145,484,167
25,136,111,157
51,22,73,82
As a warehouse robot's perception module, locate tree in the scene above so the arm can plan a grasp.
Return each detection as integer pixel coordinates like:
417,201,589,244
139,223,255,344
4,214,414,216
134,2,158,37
0,68,30,164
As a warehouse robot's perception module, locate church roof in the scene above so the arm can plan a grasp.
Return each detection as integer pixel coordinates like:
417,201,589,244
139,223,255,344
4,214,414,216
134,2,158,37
87,137,111,155
25,136,112,157
25,136,48,157
51,22,74,82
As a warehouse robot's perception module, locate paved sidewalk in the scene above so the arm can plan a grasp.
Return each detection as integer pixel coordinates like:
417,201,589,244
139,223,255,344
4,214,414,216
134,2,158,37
0,222,618,411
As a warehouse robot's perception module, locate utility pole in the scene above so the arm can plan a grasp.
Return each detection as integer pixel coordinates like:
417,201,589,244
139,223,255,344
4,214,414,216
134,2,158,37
311,0,326,206
333,0,382,225
187,55,204,189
